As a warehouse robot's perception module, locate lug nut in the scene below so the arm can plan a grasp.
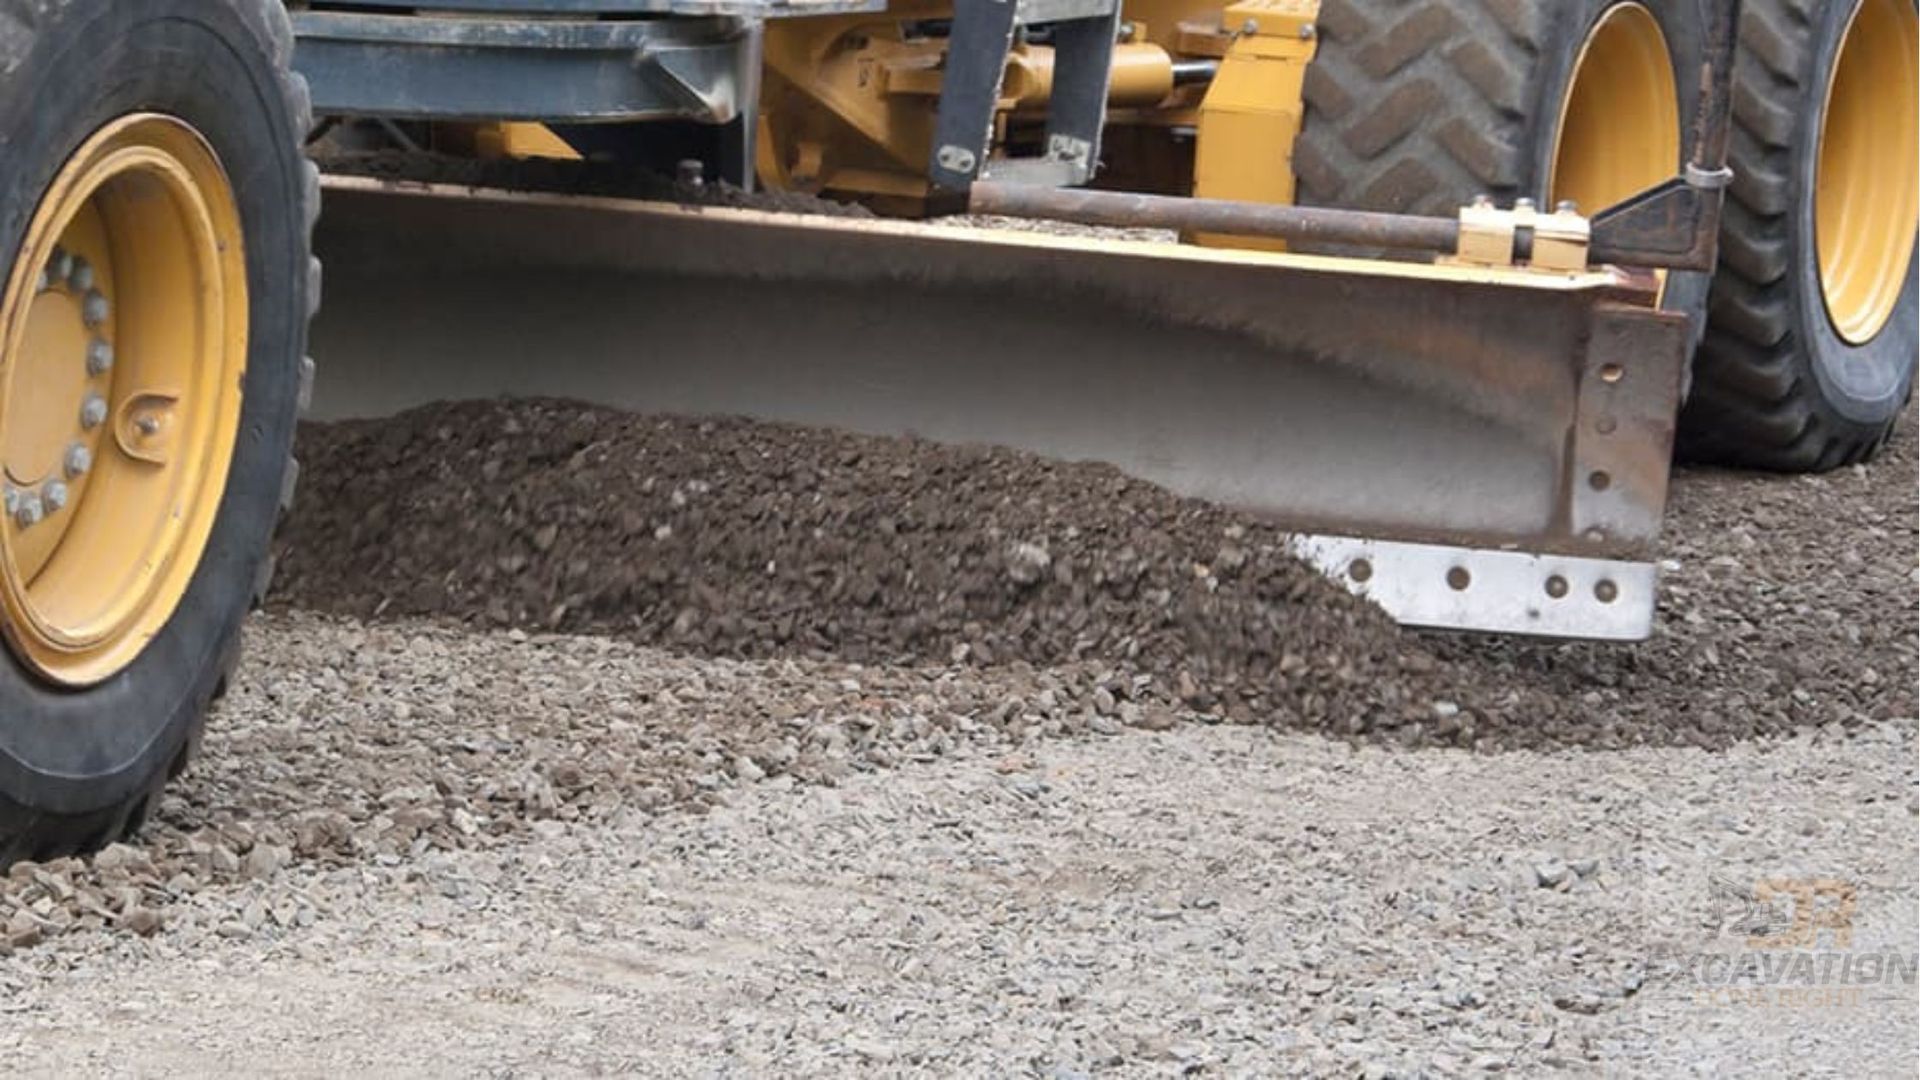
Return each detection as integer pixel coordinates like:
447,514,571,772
64,443,92,478
80,393,107,430
86,338,113,377
48,247,72,287
3,488,18,517
1556,199,1579,214
68,256,93,292
82,289,109,328
41,481,67,513
14,493,42,529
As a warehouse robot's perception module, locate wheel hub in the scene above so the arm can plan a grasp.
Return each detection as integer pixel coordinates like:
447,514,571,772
0,114,247,686
6,245,111,540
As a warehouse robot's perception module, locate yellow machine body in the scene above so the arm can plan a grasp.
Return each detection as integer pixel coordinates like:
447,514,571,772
1189,0,1317,247
752,0,1322,220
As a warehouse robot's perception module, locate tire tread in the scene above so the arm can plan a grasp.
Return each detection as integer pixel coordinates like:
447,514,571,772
1296,0,1550,219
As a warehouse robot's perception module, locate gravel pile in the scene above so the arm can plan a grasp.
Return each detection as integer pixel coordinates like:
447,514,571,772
272,400,1547,750
273,399,1916,752
0,397,1911,1072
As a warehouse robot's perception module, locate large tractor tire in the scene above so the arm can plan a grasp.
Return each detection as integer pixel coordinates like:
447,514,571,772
1294,1,1710,330
1681,0,1918,470
0,0,317,865
1298,1,1703,219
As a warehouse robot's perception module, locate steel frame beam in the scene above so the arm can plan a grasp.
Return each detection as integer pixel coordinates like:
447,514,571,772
292,11,760,125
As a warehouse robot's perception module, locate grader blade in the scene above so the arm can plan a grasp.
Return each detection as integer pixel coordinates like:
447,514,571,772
309,176,1690,640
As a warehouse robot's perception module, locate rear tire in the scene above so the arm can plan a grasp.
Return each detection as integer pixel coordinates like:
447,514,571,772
1295,1,1708,331
1679,0,1918,470
0,0,317,865
1297,1,1702,215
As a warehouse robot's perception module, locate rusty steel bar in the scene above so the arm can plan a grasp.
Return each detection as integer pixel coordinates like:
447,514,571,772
1687,0,1742,186
968,183,1463,256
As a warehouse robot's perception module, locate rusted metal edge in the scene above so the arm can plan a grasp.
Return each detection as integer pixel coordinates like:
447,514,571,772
969,183,1464,256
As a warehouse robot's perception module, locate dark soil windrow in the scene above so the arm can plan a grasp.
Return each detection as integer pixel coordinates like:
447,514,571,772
271,399,1917,752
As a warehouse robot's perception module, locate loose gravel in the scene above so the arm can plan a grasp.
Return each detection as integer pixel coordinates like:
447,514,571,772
1441,427,1918,746
0,648,1912,1075
274,401,1482,746
274,399,1916,751
0,402,1911,1075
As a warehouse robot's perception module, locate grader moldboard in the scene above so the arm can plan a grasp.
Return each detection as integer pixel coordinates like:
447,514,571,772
0,0,1913,860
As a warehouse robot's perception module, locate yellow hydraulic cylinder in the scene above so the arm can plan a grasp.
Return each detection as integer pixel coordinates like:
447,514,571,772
1004,43,1179,111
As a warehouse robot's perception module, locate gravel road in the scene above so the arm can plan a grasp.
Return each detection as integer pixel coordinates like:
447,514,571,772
0,409,1912,1076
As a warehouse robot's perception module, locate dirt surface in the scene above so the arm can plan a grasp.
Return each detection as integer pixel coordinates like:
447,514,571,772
274,399,1916,751
938,213,1180,244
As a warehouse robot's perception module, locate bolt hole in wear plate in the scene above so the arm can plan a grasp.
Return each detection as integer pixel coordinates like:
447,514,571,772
0,115,247,686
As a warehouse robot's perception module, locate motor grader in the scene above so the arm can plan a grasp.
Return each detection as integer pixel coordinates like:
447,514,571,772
0,0,1911,861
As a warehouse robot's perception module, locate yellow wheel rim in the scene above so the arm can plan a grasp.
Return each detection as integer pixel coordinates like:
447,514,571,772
0,115,247,686
1816,0,1919,346
1550,3,1683,216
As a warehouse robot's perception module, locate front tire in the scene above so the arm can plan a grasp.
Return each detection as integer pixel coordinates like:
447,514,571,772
0,0,318,865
